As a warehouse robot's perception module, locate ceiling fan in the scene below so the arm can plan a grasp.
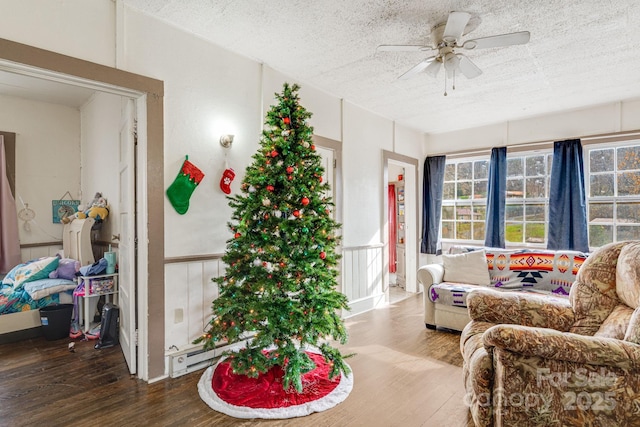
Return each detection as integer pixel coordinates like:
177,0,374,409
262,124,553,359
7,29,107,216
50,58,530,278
377,11,530,94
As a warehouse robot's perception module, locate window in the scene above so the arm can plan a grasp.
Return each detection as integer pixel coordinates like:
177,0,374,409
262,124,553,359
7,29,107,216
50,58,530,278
586,143,640,247
505,153,553,245
441,158,489,242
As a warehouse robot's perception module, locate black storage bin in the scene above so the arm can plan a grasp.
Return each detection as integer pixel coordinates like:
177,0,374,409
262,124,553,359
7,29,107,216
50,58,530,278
39,304,73,340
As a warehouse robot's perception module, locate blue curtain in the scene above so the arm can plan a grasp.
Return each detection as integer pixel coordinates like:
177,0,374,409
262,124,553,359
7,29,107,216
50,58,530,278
547,139,589,252
484,147,507,248
421,156,446,254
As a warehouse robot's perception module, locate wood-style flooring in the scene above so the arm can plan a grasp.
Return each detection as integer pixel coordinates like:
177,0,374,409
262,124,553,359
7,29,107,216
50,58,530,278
0,294,474,426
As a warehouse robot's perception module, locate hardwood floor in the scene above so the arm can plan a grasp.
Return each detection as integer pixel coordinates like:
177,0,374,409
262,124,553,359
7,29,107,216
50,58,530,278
0,295,474,426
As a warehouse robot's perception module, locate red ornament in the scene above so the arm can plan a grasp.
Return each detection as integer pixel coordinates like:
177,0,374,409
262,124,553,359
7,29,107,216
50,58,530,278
279,262,286,268
234,232,241,238
320,251,327,259
264,213,269,219
310,144,316,151
286,166,294,174
319,176,323,183
293,210,301,217
301,197,310,206
283,117,290,124
271,150,278,158
266,185,275,192
288,175,293,181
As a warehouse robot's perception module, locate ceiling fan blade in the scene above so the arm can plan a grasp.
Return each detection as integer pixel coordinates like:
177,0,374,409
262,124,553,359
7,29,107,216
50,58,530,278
462,31,530,50
377,45,434,52
398,57,436,80
443,11,471,42
424,60,442,78
458,55,483,79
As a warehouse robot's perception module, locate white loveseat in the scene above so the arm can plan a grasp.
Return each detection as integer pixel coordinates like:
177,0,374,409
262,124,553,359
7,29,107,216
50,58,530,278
418,247,589,331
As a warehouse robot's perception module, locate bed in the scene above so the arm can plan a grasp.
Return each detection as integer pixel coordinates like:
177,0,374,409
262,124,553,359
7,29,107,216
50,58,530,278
0,218,95,340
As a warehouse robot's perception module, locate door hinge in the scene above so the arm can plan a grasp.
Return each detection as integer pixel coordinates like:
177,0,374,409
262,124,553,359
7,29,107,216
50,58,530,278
135,329,139,346
334,159,337,168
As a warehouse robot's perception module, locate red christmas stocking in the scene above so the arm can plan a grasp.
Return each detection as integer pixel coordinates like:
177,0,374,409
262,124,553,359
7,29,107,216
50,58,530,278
220,168,235,194
166,157,205,215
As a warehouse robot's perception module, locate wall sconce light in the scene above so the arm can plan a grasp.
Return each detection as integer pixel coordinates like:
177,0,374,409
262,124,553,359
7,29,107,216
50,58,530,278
220,134,234,148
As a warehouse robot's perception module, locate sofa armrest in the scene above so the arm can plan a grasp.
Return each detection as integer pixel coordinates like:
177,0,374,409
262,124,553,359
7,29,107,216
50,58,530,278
417,263,444,288
467,287,574,331
484,324,640,369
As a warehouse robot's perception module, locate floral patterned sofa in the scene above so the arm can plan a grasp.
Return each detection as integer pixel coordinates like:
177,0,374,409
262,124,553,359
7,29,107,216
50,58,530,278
461,241,640,426
418,247,588,331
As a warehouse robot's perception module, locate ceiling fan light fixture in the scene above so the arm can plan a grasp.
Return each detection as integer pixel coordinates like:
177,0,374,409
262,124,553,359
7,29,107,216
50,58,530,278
443,52,460,71
424,59,442,77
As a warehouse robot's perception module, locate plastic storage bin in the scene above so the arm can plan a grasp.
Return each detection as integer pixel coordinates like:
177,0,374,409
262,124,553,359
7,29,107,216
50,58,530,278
39,304,73,340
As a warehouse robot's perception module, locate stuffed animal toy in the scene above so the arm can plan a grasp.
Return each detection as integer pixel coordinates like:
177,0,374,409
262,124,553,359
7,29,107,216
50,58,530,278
60,204,86,224
85,197,109,222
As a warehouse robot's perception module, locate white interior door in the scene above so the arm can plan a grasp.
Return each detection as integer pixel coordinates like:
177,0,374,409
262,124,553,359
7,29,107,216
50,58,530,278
118,99,137,374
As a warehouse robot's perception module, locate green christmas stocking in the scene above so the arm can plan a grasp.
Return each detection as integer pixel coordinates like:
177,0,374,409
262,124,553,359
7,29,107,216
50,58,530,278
166,157,205,214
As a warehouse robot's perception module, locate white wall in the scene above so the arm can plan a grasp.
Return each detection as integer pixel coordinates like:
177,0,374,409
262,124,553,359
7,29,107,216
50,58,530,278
80,91,123,242
0,93,81,246
425,100,640,154
0,0,115,67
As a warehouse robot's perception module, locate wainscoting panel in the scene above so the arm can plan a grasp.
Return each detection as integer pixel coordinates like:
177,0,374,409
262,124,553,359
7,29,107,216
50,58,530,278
20,244,63,262
342,244,384,316
165,258,222,353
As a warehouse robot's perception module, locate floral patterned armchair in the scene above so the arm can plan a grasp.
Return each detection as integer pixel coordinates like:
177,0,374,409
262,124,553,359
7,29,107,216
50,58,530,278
461,241,640,426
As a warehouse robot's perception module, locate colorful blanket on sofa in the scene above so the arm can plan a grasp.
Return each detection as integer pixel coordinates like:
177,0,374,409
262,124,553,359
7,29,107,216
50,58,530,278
1,256,77,315
429,248,588,308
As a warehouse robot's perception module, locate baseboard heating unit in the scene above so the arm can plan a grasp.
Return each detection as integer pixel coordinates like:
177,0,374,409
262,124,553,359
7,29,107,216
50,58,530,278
169,336,252,378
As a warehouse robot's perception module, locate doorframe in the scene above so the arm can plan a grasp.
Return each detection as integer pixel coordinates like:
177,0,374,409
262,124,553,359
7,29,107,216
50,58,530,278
382,150,419,297
0,37,165,381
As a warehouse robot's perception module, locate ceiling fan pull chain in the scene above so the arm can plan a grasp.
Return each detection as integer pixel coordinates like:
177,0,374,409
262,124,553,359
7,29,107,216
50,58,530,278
444,70,448,96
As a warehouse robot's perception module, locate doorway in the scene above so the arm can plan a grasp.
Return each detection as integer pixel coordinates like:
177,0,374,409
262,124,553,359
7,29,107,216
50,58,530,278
383,151,419,304
0,38,164,381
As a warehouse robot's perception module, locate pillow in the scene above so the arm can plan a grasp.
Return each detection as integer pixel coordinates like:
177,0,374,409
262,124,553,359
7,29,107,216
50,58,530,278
442,249,491,286
49,258,80,281
7,256,60,289
23,278,77,300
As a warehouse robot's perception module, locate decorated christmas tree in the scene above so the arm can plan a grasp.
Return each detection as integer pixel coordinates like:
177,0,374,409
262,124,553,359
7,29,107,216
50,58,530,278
195,83,351,393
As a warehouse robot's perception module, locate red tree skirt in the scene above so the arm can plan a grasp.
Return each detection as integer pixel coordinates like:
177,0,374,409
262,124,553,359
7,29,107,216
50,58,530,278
198,350,353,419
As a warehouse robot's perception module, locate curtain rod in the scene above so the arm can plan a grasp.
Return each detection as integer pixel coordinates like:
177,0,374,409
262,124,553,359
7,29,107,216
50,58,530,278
430,129,640,159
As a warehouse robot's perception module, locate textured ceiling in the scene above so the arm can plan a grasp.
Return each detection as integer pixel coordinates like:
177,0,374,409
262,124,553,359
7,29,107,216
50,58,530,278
126,1,640,134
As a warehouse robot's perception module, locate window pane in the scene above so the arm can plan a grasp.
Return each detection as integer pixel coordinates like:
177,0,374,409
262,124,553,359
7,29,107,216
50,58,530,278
457,162,472,180
525,223,546,244
526,156,546,176
590,174,614,197
442,221,454,239
457,181,472,199
472,222,485,241
455,205,472,220
618,225,640,240
617,171,640,196
617,146,640,171
590,149,614,173
443,182,455,200
507,158,523,177
444,164,456,181
456,222,472,240
525,204,545,221
473,205,486,221
589,203,613,222
547,155,553,176
617,202,640,223
506,204,523,220
525,177,546,198
507,178,524,198
473,181,487,199
506,223,523,243
442,205,454,220
474,160,488,180
589,225,613,247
